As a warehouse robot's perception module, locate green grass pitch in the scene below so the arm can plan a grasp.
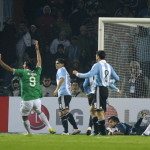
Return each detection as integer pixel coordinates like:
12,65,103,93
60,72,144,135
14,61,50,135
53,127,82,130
0,134,150,150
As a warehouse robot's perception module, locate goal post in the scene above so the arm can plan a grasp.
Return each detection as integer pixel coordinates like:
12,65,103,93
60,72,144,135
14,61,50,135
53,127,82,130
98,17,150,50
98,17,150,98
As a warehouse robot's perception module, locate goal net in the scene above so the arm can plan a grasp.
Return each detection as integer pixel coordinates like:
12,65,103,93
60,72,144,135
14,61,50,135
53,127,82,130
98,17,150,98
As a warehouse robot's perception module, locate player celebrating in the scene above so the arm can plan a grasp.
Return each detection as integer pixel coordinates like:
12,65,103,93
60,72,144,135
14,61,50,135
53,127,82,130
53,58,80,135
73,50,119,135
0,41,55,135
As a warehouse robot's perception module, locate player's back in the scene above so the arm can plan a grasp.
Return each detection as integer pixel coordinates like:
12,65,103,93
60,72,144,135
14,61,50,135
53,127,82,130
14,67,42,101
116,122,132,135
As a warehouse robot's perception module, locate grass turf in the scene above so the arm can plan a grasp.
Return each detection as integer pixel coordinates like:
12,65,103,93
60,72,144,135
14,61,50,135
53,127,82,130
0,134,150,150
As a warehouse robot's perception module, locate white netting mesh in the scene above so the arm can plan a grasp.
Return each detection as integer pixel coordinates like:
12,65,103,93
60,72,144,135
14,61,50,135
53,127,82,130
102,23,150,98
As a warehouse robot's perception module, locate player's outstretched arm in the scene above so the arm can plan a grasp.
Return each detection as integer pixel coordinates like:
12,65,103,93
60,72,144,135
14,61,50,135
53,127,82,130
35,41,42,67
0,54,14,72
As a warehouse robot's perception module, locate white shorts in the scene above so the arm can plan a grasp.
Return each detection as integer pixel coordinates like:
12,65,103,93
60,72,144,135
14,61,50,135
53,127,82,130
20,98,41,116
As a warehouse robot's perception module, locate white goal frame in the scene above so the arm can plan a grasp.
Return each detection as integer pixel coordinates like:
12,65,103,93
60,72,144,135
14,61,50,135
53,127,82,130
98,17,150,50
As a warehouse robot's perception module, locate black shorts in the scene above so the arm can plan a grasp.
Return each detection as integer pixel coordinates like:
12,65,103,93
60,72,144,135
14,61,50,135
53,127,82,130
58,95,72,110
95,86,108,112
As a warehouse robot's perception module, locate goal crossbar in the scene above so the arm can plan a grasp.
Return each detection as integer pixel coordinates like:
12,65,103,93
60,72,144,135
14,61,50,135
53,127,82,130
98,17,150,50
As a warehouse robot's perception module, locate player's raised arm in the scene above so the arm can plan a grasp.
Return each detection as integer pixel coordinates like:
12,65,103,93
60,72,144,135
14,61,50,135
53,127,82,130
0,54,15,72
35,41,42,67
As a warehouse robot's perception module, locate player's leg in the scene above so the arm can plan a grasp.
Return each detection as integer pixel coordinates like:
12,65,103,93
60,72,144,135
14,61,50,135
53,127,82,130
86,94,94,135
131,111,147,134
97,86,108,135
58,96,69,134
140,112,150,136
134,111,148,135
90,105,99,135
20,100,33,134
67,112,81,135
64,95,80,135
90,93,99,135
86,115,93,135
59,110,69,134
33,98,55,134
96,109,106,135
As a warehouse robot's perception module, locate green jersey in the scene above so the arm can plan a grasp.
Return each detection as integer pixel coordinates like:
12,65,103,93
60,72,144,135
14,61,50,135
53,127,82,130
14,67,42,101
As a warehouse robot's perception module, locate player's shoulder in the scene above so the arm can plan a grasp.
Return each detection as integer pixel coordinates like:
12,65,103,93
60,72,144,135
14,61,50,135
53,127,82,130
117,122,126,129
14,68,26,73
58,67,66,73
34,66,42,72
92,62,99,68
94,62,102,70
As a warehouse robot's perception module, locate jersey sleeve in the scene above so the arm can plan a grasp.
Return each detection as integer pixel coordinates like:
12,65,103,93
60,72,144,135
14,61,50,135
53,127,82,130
14,69,24,77
83,78,90,94
35,67,42,75
110,65,120,81
57,68,65,80
78,63,98,78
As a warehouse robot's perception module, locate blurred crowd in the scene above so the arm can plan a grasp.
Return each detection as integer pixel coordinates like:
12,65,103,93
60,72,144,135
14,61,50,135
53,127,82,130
0,0,150,98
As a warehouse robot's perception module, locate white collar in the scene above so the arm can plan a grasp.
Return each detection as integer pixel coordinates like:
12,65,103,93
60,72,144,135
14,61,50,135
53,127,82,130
99,60,106,63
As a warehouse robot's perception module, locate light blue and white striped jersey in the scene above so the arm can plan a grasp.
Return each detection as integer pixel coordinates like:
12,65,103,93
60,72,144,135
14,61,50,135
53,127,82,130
77,60,119,87
83,76,96,95
56,67,71,96
109,79,120,92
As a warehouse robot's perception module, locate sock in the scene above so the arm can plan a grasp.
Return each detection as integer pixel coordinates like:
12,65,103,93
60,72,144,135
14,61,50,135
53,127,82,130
98,120,106,135
61,116,68,133
39,112,51,129
92,117,99,134
67,113,78,129
132,118,143,133
88,115,93,128
23,120,31,134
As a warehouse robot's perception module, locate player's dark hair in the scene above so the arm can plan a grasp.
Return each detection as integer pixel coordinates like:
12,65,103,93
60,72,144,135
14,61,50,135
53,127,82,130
25,59,36,71
108,116,120,123
71,79,78,84
56,58,66,65
96,50,106,59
